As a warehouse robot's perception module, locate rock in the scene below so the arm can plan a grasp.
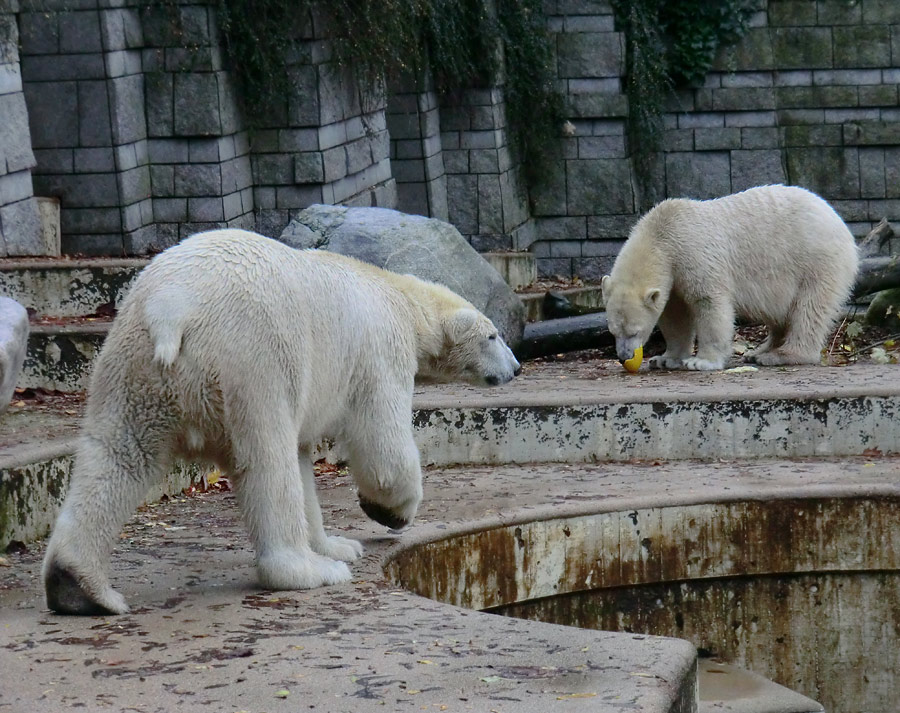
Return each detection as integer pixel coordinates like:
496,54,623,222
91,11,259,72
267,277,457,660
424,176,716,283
280,205,526,349
0,297,28,413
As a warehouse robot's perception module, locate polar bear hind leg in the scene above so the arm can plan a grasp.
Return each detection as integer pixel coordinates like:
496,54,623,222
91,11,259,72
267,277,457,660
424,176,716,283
747,284,835,366
683,295,734,371
43,423,175,615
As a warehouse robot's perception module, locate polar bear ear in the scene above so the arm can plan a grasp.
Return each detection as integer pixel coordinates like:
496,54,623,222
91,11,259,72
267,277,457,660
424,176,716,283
601,275,611,297
445,308,480,342
643,288,662,308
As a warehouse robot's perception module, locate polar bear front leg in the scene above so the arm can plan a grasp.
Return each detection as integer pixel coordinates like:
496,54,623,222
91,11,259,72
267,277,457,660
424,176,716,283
685,296,734,371
346,393,423,531
650,294,695,370
232,426,351,590
298,449,363,562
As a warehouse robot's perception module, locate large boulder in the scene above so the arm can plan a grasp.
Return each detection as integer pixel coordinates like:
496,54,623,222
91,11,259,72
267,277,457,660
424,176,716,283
0,297,28,414
280,205,526,350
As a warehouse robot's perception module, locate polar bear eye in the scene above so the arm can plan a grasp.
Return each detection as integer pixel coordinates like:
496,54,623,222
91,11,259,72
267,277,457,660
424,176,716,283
488,334,498,341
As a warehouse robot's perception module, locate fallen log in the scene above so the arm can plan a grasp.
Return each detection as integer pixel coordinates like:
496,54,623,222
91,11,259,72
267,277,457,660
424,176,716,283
853,255,900,299
517,313,613,360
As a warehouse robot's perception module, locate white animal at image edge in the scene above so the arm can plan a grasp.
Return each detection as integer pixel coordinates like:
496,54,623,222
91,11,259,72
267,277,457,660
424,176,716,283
41,229,521,615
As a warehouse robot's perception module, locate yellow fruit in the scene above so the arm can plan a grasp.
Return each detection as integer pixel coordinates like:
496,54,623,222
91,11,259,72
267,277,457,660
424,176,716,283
623,345,643,373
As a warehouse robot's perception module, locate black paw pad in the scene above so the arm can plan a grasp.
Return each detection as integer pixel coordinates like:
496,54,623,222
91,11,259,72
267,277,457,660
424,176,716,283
45,562,114,616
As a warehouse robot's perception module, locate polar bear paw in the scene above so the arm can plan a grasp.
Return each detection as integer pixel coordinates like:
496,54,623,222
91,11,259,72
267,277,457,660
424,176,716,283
649,355,684,370
257,548,352,590
683,356,725,371
44,561,130,615
312,535,364,562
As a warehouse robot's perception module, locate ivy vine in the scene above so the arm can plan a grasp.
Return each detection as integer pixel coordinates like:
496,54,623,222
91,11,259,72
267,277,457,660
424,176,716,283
214,0,561,189
611,0,753,209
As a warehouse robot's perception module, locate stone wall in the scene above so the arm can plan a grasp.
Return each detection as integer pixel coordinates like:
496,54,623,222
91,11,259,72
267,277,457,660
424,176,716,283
531,0,900,279
6,0,900,269
0,0,42,257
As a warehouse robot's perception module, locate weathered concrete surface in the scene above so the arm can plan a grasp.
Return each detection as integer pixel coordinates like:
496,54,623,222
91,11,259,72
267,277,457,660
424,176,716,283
20,322,107,392
3,457,896,712
0,259,147,318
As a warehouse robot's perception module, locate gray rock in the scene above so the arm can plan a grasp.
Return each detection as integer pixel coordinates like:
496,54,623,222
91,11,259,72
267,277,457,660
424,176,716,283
280,204,526,349
0,297,28,414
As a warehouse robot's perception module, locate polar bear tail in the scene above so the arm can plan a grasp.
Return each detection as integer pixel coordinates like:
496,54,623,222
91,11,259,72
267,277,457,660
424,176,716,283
143,286,193,367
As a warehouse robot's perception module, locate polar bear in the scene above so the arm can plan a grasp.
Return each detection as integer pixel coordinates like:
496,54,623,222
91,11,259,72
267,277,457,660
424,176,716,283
43,229,521,615
601,185,859,371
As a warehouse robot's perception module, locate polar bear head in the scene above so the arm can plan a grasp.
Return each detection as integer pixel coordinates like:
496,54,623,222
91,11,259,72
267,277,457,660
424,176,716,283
601,275,666,364
422,308,521,386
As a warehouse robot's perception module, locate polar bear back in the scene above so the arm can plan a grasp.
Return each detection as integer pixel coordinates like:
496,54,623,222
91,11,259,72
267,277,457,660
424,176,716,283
101,229,424,444
618,185,858,324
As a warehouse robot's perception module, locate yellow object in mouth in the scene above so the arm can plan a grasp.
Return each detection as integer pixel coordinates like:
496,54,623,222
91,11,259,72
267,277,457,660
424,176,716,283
623,345,643,373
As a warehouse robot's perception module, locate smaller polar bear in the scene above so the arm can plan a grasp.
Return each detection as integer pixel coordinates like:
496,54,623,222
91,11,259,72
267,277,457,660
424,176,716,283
601,185,859,371
43,229,520,615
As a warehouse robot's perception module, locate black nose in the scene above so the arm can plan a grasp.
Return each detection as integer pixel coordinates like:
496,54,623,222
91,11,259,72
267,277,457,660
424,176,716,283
359,497,410,530
485,375,499,386
618,358,626,365
514,365,522,376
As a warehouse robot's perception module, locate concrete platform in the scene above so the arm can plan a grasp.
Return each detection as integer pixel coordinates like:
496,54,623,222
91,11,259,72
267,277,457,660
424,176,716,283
5,455,898,712
1,359,898,712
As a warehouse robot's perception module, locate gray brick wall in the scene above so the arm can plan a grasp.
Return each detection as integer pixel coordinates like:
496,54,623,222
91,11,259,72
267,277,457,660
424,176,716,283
0,3,43,256
532,0,900,280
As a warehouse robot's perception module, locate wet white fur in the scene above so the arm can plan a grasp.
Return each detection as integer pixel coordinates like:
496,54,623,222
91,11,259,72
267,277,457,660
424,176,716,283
42,229,520,613
602,185,859,371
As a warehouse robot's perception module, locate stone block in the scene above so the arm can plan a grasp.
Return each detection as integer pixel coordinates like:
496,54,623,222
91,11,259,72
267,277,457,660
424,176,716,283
587,214,637,240
499,171,528,232
0,169,33,205
859,148,886,199
322,145,347,182
772,28,833,69
253,154,293,185
714,28,774,72
537,216,587,241
188,196,224,222
741,127,780,149
24,81,77,149
558,31,623,78
221,156,252,193
730,149,786,192
843,121,900,146
22,53,105,81
174,73,220,136
396,181,429,217
536,257,573,279
777,108,825,124
275,184,325,210
109,74,146,144
99,8,143,51
174,163,221,196
782,123,842,146
0,93,35,173
582,238,625,256
318,121,347,150
61,206,121,233
774,70,813,86
73,147,114,173
567,92,629,118
834,26,891,68
279,128,318,153
786,146,860,198
392,158,425,183
77,80,113,147
145,71,173,137
578,135,626,158
814,69,882,86
118,165,150,204
446,173,478,234
712,87,776,111
223,191,244,221
530,161,567,216
677,112,724,129
816,0,861,24
19,11,58,55
346,136,372,175
549,240,582,258
574,256,615,281
694,128,742,151
859,85,898,107
663,129,694,152
32,148,73,173
567,158,634,214
285,64,319,127
470,149,499,173
150,164,174,194
0,197,42,255
188,138,219,163
862,0,900,23
477,174,503,235
394,138,423,161
294,152,324,184
318,62,356,125
720,72,772,88
768,0,817,26
153,197,187,222
775,85,858,108
665,152,732,199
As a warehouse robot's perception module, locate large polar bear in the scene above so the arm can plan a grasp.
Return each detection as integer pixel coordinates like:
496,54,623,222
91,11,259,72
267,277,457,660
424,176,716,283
43,229,521,615
601,185,859,371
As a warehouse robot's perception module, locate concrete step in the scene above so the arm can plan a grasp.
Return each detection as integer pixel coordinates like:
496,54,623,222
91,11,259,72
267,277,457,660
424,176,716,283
519,285,605,322
482,251,537,290
0,257,147,318
698,659,823,712
21,321,109,392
